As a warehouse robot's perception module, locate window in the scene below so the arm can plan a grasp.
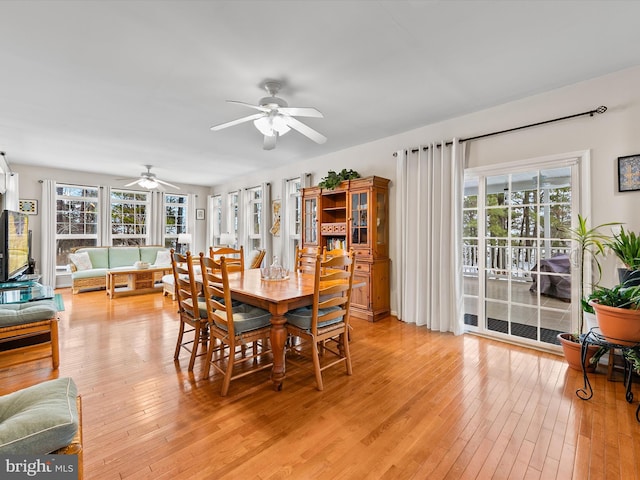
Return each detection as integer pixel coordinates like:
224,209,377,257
164,194,188,250
55,184,99,267
246,186,263,251
210,194,222,246
227,191,239,247
284,177,302,268
110,189,149,246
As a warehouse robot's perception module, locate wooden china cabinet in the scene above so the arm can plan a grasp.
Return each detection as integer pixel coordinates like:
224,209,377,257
302,176,390,321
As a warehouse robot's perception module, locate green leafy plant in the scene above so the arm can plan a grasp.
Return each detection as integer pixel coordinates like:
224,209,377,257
562,215,620,335
587,282,640,310
318,169,360,190
606,226,640,270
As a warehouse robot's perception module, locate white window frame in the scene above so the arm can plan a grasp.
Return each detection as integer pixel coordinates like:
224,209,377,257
110,189,149,246
282,177,302,269
55,184,100,268
245,186,263,252
227,190,240,248
210,194,222,246
164,193,189,250
463,150,589,350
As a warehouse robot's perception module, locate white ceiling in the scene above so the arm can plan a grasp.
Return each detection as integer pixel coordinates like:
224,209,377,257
1,1,640,188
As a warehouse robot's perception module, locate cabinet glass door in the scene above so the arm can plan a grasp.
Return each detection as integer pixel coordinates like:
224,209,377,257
304,197,317,244
351,192,368,245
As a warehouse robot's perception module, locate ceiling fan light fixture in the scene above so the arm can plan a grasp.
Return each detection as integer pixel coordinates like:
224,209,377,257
253,115,290,137
139,178,159,189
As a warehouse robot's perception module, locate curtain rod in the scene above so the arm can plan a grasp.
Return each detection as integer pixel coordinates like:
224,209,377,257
393,105,607,156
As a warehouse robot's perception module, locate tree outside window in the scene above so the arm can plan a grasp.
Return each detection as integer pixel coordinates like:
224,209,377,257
111,190,149,246
164,194,188,250
55,185,99,267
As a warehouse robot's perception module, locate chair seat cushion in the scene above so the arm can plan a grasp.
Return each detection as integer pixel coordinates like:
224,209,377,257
0,300,57,328
183,298,208,319
0,377,79,454
214,304,271,334
285,305,343,330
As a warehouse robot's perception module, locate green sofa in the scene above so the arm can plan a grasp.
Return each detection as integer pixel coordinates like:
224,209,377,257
69,246,171,294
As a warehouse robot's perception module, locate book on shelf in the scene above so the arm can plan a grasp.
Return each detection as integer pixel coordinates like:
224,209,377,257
326,237,346,251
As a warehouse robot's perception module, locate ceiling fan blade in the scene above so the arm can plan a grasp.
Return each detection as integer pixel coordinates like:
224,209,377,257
226,100,270,112
278,107,323,118
155,178,180,189
284,116,327,144
210,112,265,131
124,179,141,187
263,133,277,151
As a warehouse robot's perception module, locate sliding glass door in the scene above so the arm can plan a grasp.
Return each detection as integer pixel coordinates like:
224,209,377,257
463,155,581,347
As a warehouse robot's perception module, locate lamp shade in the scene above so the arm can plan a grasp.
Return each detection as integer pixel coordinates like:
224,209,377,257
219,232,235,246
254,114,291,137
177,233,192,244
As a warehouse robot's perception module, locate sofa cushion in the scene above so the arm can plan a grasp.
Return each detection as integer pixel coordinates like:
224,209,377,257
71,268,107,279
68,251,92,271
0,377,79,454
109,247,141,268
77,247,109,269
0,300,57,327
140,246,167,265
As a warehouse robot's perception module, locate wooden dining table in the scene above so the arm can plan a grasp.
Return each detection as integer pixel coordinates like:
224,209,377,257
225,268,316,390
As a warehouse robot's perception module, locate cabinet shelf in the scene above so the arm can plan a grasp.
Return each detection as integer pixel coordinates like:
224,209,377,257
302,176,390,322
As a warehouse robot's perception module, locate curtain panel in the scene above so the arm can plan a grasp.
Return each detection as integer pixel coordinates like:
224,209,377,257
40,179,57,288
395,141,465,334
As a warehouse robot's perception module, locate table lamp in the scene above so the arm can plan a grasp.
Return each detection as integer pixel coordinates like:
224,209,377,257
177,233,192,254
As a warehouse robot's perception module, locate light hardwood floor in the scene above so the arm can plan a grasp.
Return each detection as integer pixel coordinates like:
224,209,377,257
1,289,639,479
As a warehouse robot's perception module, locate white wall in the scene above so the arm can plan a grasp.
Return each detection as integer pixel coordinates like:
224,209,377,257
212,65,640,314
12,164,210,274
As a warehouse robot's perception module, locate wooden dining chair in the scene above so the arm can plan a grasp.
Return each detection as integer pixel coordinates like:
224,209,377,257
285,250,355,391
248,249,266,269
199,253,273,396
209,245,245,272
295,246,319,274
172,250,208,372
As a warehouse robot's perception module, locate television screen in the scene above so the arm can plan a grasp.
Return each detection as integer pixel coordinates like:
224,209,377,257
1,210,29,282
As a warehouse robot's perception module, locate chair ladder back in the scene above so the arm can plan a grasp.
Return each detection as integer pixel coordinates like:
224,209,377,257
199,254,235,337
209,245,245,272
172,250,200,318
295,246,319,274
311,251,355,334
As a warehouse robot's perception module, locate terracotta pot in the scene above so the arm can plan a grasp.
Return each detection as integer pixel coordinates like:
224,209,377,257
590,300,640,346
557,333,598,372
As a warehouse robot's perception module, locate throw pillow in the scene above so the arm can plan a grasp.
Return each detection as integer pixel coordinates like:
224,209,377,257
69,252,92,271
155,249,172,266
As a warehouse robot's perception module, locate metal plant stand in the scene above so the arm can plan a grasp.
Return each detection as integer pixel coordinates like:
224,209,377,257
576,328,640,422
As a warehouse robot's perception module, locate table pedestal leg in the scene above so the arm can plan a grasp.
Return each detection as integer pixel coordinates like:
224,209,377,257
270,313,287,391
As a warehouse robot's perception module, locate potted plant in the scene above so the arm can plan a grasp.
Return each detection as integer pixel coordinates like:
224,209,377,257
556,215,619,370
588,282,640,346
317,169,360,190
606,226,640,286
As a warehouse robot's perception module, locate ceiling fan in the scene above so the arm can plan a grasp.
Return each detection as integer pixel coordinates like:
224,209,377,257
210,81,327,150
122,165,179,190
